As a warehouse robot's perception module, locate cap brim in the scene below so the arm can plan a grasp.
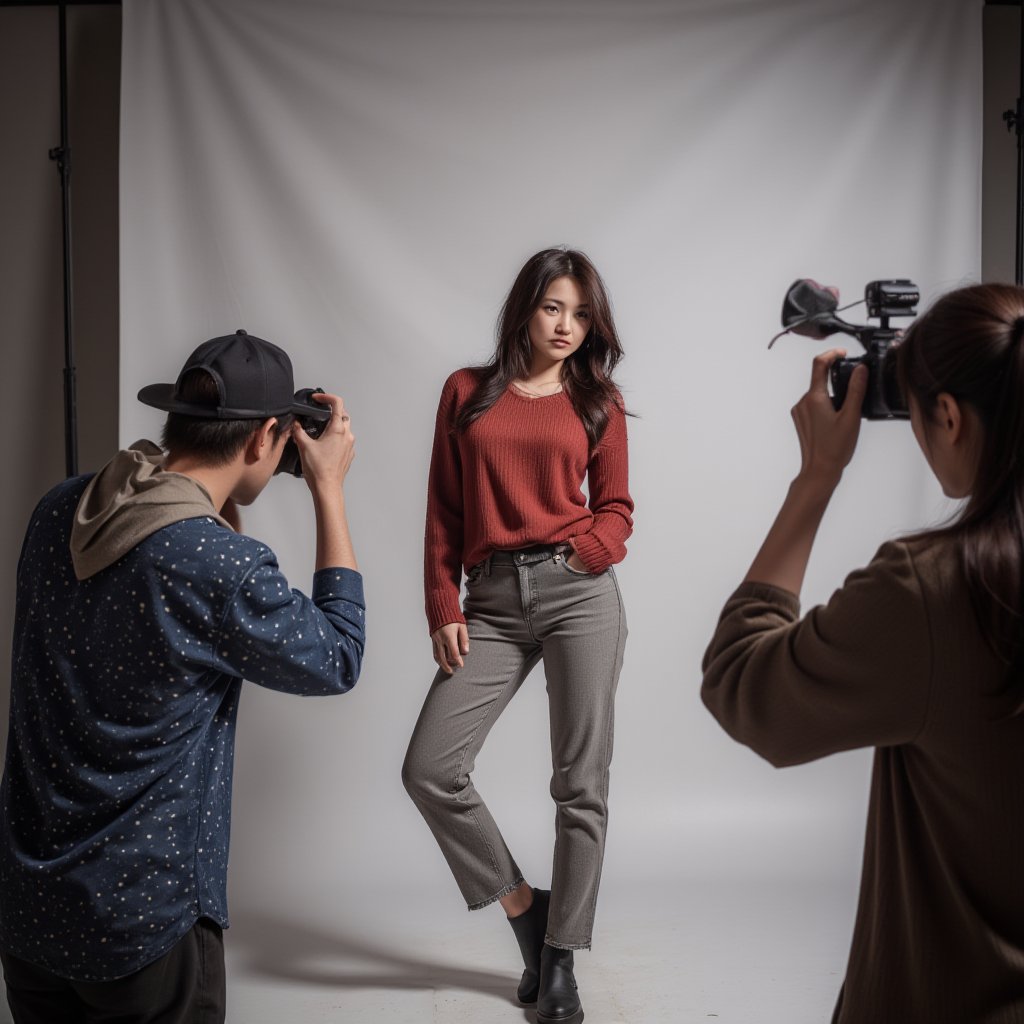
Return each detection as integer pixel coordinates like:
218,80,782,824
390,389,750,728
137,383,188,413
138,383,303,420
137,382,228,417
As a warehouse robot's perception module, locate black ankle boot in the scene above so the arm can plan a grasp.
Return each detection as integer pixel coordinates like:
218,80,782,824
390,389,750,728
536,943,584,1023
507,888,549,1004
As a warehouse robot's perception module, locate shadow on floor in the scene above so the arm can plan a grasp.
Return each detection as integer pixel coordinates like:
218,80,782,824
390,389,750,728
229,908,530,1015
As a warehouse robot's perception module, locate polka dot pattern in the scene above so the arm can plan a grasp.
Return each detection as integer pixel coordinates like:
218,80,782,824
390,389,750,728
0,475,366,980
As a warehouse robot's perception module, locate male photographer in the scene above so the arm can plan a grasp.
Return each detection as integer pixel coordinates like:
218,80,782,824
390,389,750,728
0,330,365,1023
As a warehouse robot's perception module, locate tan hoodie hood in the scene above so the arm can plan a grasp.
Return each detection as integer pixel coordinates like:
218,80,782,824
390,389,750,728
70,440,232,580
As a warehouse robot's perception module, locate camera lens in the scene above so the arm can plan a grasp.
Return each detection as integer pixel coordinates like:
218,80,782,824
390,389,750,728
880,348,908,417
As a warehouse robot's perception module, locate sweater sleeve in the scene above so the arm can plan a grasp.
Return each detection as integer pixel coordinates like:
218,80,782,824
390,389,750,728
700,541,932,767
215,552,366,696
571,399,634,573
424,374,467,634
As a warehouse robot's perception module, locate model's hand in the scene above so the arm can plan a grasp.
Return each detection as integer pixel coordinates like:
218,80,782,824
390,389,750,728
293,393,356,492
566,552,590,573
431,623,469,674
791,349,868,486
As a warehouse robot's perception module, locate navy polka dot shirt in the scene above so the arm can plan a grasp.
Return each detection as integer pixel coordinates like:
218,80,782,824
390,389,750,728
0,475,366,980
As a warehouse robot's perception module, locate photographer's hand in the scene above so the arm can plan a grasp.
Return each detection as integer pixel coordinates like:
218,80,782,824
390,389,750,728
292,393,358,572
744,350,868,595
791,349,867,484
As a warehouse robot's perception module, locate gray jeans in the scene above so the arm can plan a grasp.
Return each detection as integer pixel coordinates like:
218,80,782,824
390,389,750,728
403,545,627,950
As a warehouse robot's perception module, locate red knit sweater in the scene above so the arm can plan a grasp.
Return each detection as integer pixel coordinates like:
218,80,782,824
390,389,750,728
424,367,633,634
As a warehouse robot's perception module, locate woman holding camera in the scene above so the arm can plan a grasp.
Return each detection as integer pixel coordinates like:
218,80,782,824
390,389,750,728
403,247,632,1024
701,283,1024,1022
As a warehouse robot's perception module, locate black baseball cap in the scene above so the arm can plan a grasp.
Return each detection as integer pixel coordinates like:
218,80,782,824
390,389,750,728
138,329,323,420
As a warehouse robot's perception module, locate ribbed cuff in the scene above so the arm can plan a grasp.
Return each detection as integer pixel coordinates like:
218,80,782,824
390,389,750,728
570,531,612,574
426,596,466,636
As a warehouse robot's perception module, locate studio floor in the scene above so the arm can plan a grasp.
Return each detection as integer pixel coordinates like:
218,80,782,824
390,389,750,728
218,877,851,1024
0,876,855,1023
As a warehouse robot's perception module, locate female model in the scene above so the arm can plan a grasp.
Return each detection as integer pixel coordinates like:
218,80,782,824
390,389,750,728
403,247,632,1024
702,284,1024,1021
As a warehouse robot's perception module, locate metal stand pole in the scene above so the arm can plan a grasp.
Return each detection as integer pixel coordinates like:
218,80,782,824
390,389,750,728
1004,0,1024,285
48,2,78,477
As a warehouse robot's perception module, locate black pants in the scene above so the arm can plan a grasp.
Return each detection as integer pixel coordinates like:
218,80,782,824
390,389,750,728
0,918,225,1024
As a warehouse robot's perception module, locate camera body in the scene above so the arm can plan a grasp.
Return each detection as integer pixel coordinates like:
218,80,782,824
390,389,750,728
778,278,919,420
829,326,905,420
275,387,331,477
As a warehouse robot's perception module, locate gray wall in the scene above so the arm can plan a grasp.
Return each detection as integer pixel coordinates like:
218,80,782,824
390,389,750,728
0,0,1018,880
117,0,979,906
984,4,1020,283
0,5,120,757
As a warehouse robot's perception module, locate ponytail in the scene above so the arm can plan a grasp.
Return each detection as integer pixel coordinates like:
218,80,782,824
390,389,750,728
897,285,1024,688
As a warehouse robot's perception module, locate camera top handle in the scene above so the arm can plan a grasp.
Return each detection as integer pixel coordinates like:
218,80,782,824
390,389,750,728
770,279,918,350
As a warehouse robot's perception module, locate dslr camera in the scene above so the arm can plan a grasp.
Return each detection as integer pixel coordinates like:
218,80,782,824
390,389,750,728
275,387,332,477
776,279,919,420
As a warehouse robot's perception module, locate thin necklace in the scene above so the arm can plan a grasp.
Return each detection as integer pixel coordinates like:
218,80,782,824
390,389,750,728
512,378,563,398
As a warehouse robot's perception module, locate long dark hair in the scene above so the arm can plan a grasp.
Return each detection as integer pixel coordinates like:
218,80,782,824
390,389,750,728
453,247,625,448
897,283,1024,678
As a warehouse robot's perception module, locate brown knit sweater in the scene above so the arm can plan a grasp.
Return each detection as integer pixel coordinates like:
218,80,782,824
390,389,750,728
702,538,1024,1024
424,368,633,634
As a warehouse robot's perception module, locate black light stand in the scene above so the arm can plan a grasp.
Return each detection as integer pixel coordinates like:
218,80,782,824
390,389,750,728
3,0,121,476
1003,0,1024,286
47,1,78,477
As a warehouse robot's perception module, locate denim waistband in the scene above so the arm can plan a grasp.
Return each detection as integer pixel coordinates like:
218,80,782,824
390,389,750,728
489,543,572,567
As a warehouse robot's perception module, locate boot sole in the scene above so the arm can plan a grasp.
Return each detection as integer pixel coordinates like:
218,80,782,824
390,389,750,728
536,1011,584,1024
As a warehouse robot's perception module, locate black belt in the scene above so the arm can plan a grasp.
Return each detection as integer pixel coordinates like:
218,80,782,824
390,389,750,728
489,543,572,566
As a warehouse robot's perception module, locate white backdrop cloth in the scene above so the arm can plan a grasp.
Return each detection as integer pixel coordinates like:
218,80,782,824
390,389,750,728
120,0,982,914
